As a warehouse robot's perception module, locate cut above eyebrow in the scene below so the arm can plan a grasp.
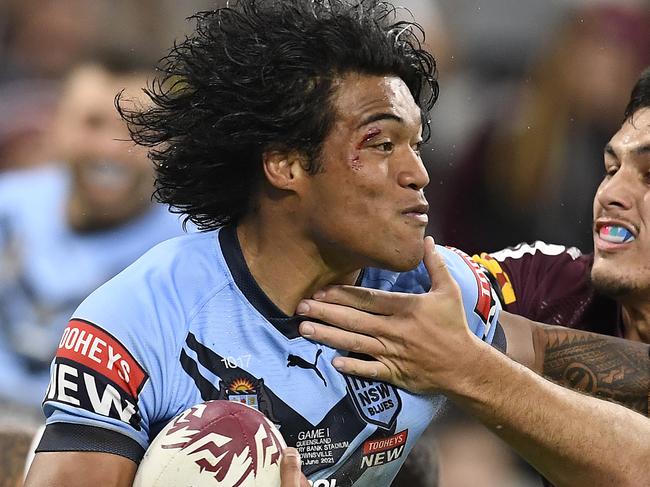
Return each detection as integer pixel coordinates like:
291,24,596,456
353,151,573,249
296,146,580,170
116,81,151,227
356,112,403,129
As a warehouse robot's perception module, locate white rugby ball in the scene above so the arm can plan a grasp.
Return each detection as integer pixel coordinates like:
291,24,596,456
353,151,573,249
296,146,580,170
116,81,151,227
134,400,286,487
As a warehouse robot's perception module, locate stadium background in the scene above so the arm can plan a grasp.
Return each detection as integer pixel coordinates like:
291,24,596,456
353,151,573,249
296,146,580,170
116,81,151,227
0,0,648,485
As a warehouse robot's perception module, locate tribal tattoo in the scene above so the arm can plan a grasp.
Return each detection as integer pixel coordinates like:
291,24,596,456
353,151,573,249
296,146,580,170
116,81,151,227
538,326,650,416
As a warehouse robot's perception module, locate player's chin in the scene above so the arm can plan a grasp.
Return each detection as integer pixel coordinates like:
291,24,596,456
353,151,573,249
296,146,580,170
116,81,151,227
591,265,638,298
381,242,425,272
591,256,615,278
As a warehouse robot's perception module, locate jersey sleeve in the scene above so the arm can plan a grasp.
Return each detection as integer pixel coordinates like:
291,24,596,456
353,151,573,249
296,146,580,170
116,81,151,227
37,259,188,462
438,245,501,345
39,316,151,461
471,241,585,321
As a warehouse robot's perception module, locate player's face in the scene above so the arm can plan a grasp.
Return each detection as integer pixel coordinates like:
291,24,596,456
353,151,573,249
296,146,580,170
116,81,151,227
301,73,429,271
53,65,153,228
592,107,650,298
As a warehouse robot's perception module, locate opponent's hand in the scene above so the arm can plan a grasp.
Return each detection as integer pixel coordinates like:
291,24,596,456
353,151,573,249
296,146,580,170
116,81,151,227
280,448,310,487
296,236,484,394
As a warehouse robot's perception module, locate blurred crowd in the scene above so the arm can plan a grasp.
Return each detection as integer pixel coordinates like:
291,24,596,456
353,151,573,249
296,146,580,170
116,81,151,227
0,0,647,485
428,0,650,255
0,0,215,423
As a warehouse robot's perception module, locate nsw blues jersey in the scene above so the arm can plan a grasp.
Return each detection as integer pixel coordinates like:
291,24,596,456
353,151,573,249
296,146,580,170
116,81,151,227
39,226,499,486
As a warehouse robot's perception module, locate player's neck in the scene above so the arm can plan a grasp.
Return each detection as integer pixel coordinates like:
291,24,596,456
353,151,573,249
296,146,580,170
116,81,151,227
620,304,650,343
235,217,360,316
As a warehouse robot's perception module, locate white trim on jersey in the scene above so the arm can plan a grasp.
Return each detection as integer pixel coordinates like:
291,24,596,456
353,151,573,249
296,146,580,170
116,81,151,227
490,241,582,262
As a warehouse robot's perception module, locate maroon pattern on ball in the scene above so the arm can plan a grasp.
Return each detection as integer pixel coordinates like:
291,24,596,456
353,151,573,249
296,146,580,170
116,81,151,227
162,401,283,486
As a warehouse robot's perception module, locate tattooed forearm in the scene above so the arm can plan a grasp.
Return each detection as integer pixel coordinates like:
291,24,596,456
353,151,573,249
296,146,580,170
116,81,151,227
537,326,650,416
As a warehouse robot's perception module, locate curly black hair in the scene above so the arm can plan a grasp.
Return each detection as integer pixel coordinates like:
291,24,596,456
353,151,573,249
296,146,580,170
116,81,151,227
624,67,650,121
119,0,438,230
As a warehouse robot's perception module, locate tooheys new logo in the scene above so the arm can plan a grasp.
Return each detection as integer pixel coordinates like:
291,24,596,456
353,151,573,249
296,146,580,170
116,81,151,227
361,430,408,468
44,319,148,429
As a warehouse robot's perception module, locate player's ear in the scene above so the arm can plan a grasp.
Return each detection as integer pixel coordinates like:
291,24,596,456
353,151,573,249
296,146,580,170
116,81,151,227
262,150,309,192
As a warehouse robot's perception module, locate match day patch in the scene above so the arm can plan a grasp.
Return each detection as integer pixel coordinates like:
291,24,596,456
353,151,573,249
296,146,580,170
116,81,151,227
345,375,401,430
44,319,148,429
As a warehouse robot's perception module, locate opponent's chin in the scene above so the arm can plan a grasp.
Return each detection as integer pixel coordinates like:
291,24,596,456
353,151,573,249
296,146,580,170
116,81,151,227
591,260,636,298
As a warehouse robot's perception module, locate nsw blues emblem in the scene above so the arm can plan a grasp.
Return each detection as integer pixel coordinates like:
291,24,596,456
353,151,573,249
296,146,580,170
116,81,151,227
345,375,402,429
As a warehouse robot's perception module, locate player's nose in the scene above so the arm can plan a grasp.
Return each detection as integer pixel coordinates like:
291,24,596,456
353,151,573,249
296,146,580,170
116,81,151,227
397,149,429,190
596,168,635,212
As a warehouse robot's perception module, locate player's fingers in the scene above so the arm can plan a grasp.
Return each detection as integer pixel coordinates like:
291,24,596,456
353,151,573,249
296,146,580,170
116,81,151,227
311,285,404,316
423,236,456,293
330,356,392,382
280,448,309,487
299,321,385,355
296,299,384,336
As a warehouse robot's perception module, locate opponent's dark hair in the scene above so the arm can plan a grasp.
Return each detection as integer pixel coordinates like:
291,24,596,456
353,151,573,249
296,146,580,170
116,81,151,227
118,0,438,230
624,66,650,121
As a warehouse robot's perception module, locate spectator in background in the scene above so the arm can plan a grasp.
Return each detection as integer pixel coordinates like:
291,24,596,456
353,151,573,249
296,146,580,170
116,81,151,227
441,3,650,254
0,0,102,82
0,0,106,173
0,81,57,172
0,51,188,412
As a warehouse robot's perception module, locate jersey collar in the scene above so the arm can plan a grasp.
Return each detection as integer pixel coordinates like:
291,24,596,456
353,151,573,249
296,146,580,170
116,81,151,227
219,225,365,339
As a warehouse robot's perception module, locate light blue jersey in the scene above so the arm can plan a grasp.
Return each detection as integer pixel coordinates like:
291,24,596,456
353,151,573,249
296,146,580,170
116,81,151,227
39,225,499,486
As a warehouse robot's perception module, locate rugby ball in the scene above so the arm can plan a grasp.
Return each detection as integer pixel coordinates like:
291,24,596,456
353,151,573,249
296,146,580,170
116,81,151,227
134,400,286,486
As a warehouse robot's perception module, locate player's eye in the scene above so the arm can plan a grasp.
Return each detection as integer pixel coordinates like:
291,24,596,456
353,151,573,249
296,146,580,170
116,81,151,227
412,141,423,155
604,166,618,178
376,142,394,152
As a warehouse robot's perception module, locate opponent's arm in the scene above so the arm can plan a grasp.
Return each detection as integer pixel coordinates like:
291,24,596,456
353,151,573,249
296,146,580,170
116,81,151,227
536,323,650,416
443,336,650,487
499,312,650,416
296,237,650,487
24,451,137,487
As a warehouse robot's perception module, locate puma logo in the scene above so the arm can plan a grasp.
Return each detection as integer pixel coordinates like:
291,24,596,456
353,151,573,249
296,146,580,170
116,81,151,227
287,349,327,387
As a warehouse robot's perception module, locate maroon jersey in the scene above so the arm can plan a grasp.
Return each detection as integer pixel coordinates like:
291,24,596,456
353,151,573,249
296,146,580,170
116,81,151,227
473,242,623,338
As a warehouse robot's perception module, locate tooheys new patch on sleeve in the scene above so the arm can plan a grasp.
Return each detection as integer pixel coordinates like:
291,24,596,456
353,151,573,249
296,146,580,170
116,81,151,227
134,400,286,487
44,319,148,429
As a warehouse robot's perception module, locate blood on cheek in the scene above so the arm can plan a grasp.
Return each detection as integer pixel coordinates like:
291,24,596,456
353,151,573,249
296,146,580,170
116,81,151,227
349,128,382,171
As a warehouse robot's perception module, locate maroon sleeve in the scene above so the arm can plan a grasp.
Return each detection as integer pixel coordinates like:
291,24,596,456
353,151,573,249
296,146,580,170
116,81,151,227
473,242,595,326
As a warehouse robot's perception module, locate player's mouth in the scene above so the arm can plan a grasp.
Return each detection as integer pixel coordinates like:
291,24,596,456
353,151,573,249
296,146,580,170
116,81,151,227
402,203,429,224
594,219,637,251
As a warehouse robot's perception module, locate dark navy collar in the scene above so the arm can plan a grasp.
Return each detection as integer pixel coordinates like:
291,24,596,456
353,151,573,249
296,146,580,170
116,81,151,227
219,225,364,339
